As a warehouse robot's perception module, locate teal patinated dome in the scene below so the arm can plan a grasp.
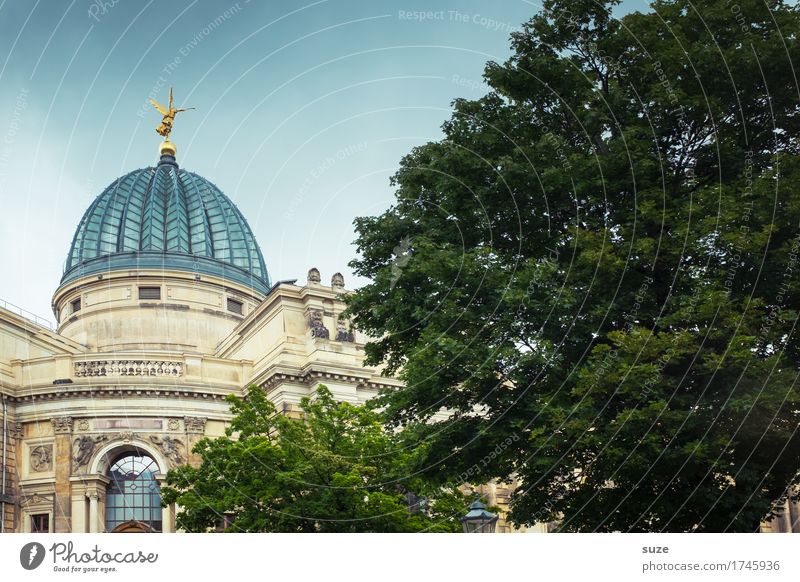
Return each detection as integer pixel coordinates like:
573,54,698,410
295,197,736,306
62,152,270,294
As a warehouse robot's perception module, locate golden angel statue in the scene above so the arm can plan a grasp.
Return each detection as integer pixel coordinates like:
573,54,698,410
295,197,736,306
149,88,194,140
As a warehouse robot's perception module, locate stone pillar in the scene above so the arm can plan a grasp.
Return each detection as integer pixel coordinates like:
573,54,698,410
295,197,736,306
50,416,73,532
88,493,99,533
155,474,173,533
83,476,109,533
69,479,87,533
162,499,174,533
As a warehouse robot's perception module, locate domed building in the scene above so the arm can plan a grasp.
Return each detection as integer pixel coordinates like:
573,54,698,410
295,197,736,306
3,137,792,534
0,139,401,533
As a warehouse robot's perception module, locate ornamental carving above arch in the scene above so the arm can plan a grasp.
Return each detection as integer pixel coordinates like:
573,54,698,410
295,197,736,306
72,432,150,474
72,435,109,473
88,438,168,477
149,435,185,467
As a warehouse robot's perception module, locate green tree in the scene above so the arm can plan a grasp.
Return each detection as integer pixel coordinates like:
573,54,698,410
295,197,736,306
345,0,800,532
161,385,466,532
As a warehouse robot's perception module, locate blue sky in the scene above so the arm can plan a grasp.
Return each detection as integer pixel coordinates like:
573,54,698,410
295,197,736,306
0,0,647,321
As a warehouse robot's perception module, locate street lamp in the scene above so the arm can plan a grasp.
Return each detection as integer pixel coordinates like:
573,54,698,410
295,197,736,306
460,499,498,533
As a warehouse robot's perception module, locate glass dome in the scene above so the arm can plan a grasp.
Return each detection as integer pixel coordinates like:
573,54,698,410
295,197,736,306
62,152,270,294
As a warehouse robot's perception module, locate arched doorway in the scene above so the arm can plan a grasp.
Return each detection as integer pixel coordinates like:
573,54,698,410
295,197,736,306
111,520,155,533
105,453,163,533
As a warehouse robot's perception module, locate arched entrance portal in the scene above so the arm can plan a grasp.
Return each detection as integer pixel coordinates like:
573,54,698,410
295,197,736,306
105,454,163,533
111,520,155,533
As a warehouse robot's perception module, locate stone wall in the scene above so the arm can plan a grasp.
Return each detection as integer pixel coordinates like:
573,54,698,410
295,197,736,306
0,403,19,533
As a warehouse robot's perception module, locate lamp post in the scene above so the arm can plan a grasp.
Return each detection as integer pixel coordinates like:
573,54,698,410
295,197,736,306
460,499,498,533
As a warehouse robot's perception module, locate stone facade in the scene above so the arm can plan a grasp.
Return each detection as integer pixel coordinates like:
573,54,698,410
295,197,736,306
0,268,405,533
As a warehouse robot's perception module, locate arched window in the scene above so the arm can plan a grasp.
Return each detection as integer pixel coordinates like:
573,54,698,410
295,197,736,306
105,453,162,532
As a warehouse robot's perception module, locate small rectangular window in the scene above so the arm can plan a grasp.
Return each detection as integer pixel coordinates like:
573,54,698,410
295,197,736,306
31,513,49,533
138,286,161,300
227,298,243,315
70,298,81,313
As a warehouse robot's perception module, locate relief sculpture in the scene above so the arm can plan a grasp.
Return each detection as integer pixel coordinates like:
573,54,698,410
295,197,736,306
150,435,185,466
72,435,108,472
30,445,53,472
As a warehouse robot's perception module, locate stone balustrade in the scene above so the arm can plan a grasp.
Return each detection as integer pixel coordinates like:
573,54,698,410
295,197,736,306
74,360,183,378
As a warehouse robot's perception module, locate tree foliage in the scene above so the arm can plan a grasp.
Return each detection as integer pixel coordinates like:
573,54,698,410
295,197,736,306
161,385,465,532
345,0,800,531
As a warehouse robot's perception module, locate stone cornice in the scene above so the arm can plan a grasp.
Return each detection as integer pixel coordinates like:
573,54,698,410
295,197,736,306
7,386,235,404
5,369,398,402
258,367,401,392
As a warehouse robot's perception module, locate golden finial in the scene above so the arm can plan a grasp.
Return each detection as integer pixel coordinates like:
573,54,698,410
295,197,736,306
149,88,194,156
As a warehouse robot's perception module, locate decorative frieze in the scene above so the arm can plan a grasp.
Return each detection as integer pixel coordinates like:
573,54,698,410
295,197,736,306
183,416,207,434
74,360,183,378
30,445,53,472
167,419,180,431
51,416,73,434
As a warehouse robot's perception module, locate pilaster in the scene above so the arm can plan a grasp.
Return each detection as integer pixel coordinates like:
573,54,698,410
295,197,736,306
183,416,207,468
50,416,73,532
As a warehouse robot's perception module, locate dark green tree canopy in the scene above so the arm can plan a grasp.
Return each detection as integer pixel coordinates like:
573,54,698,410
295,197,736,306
161,385,466,532
345,0,800,532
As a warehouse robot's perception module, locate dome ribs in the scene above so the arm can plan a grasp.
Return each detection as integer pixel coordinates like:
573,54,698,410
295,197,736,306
95,173,132,256
80,173,129,261
118,168,154,253
65,183,108,271
164,165,190,254
191,172,232,265
61,163,271,293
141,166,169,251
182,171,213,257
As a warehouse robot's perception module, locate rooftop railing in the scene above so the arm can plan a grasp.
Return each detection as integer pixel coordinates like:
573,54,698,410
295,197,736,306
0,298,55,331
